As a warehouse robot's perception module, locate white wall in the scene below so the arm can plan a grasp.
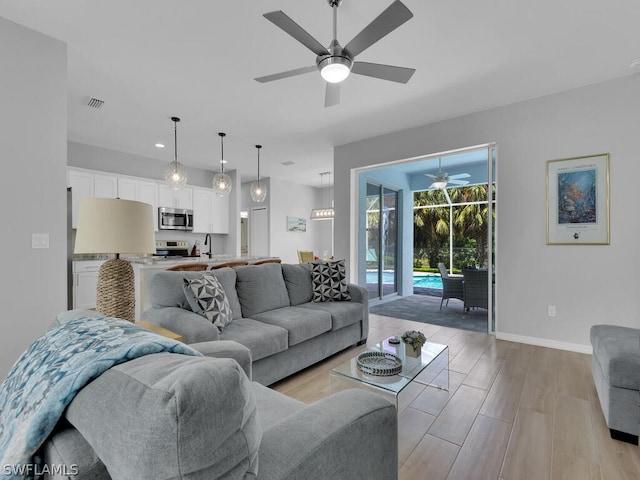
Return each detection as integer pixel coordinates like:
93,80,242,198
240,178,332,263
335,75,640,352
0,18,67,378
269,178,326,264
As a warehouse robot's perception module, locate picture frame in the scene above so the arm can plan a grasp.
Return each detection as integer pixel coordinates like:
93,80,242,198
287,216,306,232
546,153,609,245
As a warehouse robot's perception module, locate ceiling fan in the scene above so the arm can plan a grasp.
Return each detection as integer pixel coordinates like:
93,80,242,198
425,158,471,190
254,0,416,107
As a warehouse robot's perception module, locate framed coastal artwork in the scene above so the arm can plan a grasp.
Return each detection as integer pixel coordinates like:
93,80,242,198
546,153,609,245
287,216,307,232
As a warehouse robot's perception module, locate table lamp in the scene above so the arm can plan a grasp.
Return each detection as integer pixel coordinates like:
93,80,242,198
74,198,156,322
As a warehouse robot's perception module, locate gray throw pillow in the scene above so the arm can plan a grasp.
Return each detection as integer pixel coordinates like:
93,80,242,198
183,274,233,331
311,260,352,302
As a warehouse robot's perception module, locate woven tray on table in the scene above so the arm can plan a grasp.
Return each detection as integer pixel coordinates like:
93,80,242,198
356,351,402,376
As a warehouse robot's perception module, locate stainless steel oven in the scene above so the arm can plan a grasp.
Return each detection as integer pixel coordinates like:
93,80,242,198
158,207,193,231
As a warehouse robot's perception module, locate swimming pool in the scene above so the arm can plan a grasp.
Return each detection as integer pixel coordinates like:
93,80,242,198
366,271,443,289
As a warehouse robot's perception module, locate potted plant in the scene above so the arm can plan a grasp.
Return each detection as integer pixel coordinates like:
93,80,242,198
401,330,426,357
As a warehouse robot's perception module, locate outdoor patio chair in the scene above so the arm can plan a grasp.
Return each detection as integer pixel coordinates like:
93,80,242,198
462,269,489,311
438,263,464,309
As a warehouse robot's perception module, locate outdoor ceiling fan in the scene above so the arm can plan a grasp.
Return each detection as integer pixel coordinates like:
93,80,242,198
425,158,471,190
254,0,416,107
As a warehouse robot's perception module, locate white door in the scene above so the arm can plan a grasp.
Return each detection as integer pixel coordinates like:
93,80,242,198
250,207,269,257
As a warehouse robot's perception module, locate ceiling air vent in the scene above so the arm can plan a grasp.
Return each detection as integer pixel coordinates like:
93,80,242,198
87,97,105,109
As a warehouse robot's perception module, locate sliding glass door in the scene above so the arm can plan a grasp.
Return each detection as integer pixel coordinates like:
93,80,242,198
366,183,398,300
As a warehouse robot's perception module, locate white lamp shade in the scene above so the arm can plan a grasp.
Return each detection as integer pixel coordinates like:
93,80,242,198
74,198,156,254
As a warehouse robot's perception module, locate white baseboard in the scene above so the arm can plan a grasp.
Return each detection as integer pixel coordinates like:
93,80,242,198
495,332,593,355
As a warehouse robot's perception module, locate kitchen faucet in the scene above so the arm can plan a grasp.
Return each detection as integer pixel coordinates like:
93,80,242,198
204,234,212,259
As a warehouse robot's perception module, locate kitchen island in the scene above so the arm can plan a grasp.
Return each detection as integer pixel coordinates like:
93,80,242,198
132,255,278,321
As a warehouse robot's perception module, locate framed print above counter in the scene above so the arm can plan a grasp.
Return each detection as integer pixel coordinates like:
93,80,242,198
546,153,610,245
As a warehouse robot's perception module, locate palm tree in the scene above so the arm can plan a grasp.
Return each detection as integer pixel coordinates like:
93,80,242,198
450,185,492,266
414,190,450,267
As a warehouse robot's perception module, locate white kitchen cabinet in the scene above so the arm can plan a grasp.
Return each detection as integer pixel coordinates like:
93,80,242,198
93,173,118,198
68,169,117,228
191,186,229,234
158,183,193,210
118,176,159,230
68,169,93,229
72,260,106,310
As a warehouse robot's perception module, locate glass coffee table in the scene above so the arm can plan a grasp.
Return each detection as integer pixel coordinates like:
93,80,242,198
331,336,449,408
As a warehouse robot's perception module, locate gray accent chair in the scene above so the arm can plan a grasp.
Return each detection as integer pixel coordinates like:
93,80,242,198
590,324,640,445
437,263,464,309
42,341,399,479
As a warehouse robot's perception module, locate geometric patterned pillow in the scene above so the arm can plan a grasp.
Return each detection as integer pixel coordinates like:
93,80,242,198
182,274,233,332
311,259,352,303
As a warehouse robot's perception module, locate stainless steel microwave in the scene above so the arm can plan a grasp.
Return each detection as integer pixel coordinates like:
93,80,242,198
158,207,193,231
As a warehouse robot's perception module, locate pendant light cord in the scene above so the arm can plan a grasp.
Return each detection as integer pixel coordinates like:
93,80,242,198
218,132,226,174
256,145,262,180
174,120,178,164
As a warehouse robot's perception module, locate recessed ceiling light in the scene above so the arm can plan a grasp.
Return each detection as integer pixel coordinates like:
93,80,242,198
155,143,165,148
281,161,295,166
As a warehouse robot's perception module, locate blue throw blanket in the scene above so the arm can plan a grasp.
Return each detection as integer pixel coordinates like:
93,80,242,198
0,315,201,479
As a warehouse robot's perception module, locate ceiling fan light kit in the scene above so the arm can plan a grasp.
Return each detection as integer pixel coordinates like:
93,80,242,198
319,55,352,83
255,0,415,107
425,158,471,190
164,116,188,190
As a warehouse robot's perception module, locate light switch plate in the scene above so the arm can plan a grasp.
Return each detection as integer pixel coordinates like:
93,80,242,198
32,233,50,249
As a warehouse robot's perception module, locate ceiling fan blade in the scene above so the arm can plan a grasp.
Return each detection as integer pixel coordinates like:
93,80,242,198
448,173,471,180
264,11,330,57
325,83,340,107
424,173,438,180
351,61,415,84
448,179,470,186
344,1,413,58
254,65,317,83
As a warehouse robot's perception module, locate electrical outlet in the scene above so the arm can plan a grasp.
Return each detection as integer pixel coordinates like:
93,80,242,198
547,305,556,317
32,233,49,249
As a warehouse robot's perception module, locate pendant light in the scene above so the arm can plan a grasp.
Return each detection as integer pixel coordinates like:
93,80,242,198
310,171,335,220
163,116,188,190
213,132,232,196
250,144,267,202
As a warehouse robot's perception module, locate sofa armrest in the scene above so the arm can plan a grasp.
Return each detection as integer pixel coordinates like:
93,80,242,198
141,307,220,344
190,340,252,380
257,389,397,480
347,283,369,342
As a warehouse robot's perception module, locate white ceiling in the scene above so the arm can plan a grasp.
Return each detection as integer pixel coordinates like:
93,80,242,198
2,0,639,186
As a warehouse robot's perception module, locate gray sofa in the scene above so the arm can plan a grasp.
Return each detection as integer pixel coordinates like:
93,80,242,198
42,339,398,479
590,324,640,445
142,263,369,386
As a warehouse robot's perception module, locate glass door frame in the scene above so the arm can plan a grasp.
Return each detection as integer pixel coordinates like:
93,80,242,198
365,182,399,301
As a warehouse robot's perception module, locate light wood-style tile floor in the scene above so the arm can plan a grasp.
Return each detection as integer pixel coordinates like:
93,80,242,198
271,314,640,479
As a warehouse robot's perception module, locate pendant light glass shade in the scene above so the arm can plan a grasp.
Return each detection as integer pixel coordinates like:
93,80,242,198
250,144,267,202
310,171,335,220
164,117,188,190
213,132,232,196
